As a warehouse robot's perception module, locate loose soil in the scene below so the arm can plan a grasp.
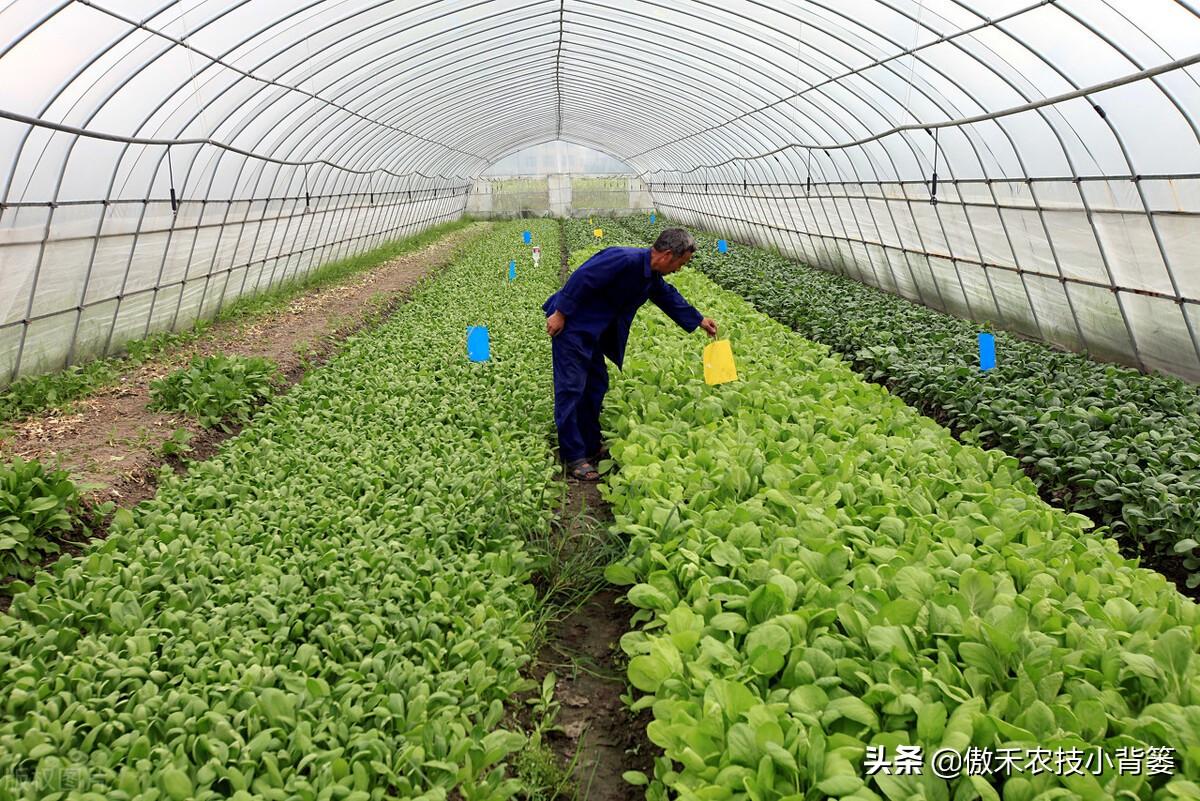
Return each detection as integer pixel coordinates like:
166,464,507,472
0,222,488,508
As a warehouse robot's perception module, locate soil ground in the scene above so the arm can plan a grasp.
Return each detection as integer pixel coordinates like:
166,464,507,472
0,223,488,507
537,587,655,800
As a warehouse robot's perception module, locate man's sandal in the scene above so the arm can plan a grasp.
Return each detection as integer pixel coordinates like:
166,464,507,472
567,459,601,482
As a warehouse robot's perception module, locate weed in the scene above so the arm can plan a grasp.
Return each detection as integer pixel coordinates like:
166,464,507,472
512,673,578,801
525,490,623,651
294,343,323,374
512,741,578,801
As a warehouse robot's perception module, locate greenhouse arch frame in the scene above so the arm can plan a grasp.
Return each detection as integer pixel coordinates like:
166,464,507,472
1,0,1199,383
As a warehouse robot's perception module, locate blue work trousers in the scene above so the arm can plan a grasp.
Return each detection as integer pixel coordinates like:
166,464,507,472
551,332,609,463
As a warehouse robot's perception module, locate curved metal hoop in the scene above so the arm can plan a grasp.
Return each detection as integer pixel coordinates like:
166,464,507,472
0,0,1197,383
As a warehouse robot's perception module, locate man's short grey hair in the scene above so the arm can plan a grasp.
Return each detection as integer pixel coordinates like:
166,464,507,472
652,228,696,256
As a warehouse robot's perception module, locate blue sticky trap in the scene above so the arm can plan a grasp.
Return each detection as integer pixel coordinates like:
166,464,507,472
508,260,516,281
717,239,728,253
979,332,996,371
649,213,656,223
522,230,531,244
467,326,490,362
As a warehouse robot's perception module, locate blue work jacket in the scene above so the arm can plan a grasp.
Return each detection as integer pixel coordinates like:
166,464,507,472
542,246,703,368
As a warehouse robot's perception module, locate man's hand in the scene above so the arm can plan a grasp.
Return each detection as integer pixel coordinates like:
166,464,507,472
546,310,566,337
699,317,718,338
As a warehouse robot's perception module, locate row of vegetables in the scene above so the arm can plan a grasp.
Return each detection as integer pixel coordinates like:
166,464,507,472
3,213,1198,801
608,215,1200,593
0,221,562,800
1,222,486,587
562,217,643,252
0,351,283,587
597,260,1200,799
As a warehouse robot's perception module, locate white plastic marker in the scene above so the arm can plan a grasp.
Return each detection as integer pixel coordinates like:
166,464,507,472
532,246,541,267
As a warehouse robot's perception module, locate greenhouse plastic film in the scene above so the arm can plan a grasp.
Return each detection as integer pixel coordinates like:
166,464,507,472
0,0,1197,383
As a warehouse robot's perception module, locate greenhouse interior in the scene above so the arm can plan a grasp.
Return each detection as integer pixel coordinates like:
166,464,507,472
1,1,1199,799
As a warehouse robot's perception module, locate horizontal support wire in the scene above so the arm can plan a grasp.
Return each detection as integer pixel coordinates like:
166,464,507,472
0,108,471,182
1,189,470,246
648,174,1200,187
0,186,459,209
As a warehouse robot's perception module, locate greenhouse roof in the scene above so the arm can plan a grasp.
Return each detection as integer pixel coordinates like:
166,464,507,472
1,0,1199,381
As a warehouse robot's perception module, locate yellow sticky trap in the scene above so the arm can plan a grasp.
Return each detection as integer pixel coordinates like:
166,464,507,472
703,339,738,385
593,228,603,238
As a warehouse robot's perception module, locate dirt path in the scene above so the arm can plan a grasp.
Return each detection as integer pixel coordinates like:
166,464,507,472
0,222,489,507
541,589,655,799
531,478,656,800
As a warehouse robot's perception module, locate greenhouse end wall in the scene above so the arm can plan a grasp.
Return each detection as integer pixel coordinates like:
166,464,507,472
465,174,652,219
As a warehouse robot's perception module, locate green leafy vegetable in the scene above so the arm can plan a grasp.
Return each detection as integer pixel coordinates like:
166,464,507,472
148,353,281,430
611,214,1200,592
0,456,87,582
598,258,1200,800
0,220,563,798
